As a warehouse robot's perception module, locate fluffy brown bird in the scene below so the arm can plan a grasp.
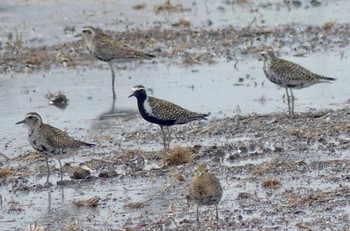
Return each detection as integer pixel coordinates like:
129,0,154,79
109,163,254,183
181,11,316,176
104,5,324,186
189,163,223,230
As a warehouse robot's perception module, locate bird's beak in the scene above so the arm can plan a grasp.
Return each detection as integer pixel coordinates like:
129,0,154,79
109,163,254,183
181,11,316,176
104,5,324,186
74,33,82,38
128,92,135,98
15,120,25,125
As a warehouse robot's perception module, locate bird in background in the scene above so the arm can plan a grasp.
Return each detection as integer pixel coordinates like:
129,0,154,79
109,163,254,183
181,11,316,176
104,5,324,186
189,163,223,230
129,85,209,151
259,48,336,116
16,112,95,184
77,26,155,100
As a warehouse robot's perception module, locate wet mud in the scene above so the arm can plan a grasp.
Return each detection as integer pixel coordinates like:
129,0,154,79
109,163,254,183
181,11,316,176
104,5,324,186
1,0,350,230
2,109,350,230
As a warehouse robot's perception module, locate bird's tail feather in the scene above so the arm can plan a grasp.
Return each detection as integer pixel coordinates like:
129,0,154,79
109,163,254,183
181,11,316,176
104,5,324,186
85,142,95,148
321,76,336,81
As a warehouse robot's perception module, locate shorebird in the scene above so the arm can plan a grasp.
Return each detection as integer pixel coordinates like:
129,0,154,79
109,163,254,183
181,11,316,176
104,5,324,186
259,48,336,116
128,85,209,151
189,163,223,230
16,112,95,183
77,26,155,99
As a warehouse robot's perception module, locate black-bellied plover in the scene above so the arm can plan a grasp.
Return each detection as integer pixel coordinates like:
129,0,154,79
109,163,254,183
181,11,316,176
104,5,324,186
128,85,209,151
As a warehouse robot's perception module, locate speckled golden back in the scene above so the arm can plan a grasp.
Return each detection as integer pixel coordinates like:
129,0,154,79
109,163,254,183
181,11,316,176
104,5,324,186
39,123,92,149
148,96,208,124
261,48,336,88
270,58,331,82
189,164,223,206
81,26,155,63
95,35,154,61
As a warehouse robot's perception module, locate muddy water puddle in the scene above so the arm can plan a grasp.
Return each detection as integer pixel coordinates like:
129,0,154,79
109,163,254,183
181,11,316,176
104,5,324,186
1,177,176,230
2,0,350,230
2,51,349,157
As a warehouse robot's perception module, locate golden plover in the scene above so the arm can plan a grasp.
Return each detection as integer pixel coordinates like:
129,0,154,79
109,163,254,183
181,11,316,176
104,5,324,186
77,26,155,99
128,85,209,151
16,112,95,183
259,48,336,116
189,163,223,230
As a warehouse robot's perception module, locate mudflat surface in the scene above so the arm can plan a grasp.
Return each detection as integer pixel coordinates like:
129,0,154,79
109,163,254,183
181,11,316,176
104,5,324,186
1,0,350,230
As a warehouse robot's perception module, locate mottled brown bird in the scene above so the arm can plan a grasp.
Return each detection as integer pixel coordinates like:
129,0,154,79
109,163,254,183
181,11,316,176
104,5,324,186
77,26,155,99
259,48,336,116
129,85,209,151
189,163,223,230
16,112,95,183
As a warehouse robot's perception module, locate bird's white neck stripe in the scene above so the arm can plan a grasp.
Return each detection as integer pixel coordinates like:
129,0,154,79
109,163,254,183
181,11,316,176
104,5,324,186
143,98,154,117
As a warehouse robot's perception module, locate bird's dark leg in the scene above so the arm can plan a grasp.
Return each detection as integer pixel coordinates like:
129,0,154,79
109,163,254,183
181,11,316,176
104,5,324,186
166,126,172,151
108,62,116,100
160,126,167,151
58,159,63,182
290,88,295,116
45,156,50,183
111,96,116,113
196,204,200,223
285,87,291,116
47,191,52,210
160,126,172,151
216,204,219,231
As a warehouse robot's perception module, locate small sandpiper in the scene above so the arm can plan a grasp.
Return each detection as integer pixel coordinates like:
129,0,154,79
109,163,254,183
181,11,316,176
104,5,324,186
77,26,155,99
16,112,95,184
128,85,209,151
189,163,223,230
259,48,336,116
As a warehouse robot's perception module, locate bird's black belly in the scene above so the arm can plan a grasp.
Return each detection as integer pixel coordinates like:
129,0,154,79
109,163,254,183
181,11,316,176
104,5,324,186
143,114,176,126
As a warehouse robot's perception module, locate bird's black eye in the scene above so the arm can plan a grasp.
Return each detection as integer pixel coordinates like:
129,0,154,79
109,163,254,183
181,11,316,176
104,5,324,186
28,116,33,119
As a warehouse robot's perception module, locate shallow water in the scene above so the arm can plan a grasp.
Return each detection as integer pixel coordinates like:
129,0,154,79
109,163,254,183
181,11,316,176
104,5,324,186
1,0,350,47
1,50,349,158
1,0,350,230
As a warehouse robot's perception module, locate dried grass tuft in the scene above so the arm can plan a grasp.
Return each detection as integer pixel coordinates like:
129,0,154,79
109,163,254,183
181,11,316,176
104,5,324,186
252,162,271,176
167,171,186,181
133,3,147,10
154,0,185,13
73,196,100,207
124,201,146,209
0,168,15,178
322,20,336,30
162,146,194,166
19,152,44,161
26,222,46,231
172,18,191,28
262,178,281,188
